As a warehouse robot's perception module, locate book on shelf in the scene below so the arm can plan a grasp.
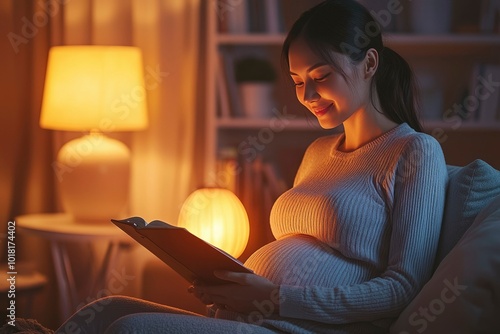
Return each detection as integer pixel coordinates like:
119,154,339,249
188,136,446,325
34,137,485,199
218,0,285,34
479,0,500,33
218,50,244,117
215,150,289,254
215,146,239,193
218,150,289,206
261,159,289,200
264,0,285,34
111,217,252,285
478,64,500,123
466,63,485,122
219,0,249,33
247,0,267,33
217,55,231,119
467,63,500,123
236,154,277,254
247,0,285,33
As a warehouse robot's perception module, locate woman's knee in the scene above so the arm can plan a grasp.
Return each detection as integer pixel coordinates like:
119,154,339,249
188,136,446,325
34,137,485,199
56,295,140,334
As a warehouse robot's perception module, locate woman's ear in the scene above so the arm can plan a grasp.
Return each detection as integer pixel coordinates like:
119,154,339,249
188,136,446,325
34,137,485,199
363,48,378,80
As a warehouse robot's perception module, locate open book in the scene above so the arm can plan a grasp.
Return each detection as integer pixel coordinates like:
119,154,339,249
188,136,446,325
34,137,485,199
111,217,252,285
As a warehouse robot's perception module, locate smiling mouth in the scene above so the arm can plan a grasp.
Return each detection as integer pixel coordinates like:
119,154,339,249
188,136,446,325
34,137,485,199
312,104,332,117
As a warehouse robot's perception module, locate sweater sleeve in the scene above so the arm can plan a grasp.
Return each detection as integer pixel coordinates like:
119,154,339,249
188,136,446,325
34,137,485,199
278,135,448,324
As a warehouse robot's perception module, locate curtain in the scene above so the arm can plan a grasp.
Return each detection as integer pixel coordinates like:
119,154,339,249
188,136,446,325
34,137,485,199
54,0,204,223
0,0,204,240
0,0,204,223
0,1,57,226
0,0,204,328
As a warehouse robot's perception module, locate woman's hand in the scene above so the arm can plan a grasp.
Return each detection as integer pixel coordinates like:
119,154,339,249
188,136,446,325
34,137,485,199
189,271,280,315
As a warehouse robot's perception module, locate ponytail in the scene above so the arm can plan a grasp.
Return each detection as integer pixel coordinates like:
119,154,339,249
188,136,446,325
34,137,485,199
374,47,423,132
281,0,423,132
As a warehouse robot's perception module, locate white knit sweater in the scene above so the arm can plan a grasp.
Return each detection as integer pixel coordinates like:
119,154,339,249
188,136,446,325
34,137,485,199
218,123,448,333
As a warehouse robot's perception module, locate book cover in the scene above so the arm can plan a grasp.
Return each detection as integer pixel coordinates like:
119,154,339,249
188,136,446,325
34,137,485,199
111,217,252,285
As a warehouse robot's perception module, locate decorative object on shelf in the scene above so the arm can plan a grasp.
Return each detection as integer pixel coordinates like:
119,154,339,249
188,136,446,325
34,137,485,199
177,188,250,258
40,45,148,223
235,57,276,118
410,0,453,34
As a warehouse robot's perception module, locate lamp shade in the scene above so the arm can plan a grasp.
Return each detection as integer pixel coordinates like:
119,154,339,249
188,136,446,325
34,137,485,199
177,188,250,259
40,45,148,131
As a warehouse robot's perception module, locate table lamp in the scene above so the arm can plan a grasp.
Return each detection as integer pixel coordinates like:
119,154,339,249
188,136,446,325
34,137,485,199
40,45,148,223
177,188,250,258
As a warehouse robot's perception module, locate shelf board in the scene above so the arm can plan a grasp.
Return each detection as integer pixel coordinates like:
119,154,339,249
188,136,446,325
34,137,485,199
218,32,500,44
217,32,500,56
217,34,285,45
423,120,500,131
385,33,500,44
385,34,500,56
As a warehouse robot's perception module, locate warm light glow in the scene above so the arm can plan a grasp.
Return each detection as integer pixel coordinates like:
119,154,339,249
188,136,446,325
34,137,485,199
56,134,130,222
177,188,250,258
40,45,148,131
39,45,149,223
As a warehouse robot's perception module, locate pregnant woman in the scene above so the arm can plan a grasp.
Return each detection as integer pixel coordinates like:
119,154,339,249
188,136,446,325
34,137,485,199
56,1,447,333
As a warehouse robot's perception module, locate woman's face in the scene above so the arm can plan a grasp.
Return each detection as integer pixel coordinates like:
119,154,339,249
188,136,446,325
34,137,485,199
288,38,370,129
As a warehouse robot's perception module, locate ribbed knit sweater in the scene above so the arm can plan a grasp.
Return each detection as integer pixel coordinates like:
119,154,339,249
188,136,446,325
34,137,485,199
217,123,448,333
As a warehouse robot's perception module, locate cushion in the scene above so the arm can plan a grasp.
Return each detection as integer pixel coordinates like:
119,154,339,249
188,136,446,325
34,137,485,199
435,160,500,265
391,194,500,333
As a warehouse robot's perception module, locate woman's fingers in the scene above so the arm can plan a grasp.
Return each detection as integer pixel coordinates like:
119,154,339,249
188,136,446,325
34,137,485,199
188,284,215,305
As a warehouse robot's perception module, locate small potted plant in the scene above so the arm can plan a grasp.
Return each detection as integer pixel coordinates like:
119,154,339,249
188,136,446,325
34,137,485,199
235,57,276,118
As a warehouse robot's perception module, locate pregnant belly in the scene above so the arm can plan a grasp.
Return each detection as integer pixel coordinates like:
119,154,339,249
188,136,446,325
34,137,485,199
244,234,373,287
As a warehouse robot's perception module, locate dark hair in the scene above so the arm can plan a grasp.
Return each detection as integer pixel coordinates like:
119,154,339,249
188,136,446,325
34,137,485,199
281,0,423,132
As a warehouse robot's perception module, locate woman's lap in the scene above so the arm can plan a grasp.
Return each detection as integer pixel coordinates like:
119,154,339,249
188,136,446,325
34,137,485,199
106,312,279,334
55,295,278,334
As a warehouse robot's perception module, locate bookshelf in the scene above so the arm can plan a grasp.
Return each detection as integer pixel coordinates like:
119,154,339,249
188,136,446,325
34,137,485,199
204,0,500,258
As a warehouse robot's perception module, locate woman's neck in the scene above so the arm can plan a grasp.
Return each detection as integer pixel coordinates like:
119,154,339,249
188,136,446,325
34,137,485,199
340,102,398,152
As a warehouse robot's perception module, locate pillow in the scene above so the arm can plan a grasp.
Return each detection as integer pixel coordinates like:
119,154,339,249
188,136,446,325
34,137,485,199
445,164,461,179
391,194,500,333
435,159,500,265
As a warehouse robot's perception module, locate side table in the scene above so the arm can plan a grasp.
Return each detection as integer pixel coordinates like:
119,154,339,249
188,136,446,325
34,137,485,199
16,213,131,321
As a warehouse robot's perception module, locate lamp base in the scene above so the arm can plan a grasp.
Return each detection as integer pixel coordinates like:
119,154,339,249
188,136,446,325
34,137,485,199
56,133,130,223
